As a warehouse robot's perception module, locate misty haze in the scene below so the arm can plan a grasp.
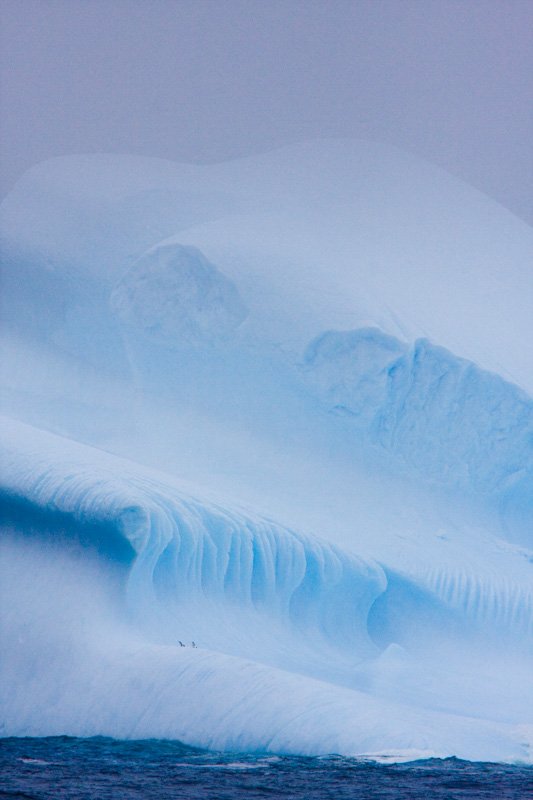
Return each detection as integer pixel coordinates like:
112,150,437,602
0,2,532,797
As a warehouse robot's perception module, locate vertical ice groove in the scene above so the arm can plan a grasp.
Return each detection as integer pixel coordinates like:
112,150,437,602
149,484,380,654
420,564,533,640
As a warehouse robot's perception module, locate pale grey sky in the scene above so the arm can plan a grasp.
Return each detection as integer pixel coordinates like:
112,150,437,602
1,0,532,223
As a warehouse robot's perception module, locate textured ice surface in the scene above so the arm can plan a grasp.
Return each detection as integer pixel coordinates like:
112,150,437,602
1,418,532,762
110,243,248,347
0,140,532,761
304,329,533,497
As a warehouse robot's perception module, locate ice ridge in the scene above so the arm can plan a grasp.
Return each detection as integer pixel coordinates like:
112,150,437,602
2,416,532,663
0,418,385,674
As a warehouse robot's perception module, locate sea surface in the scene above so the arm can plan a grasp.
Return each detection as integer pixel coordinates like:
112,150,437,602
1,737,532,799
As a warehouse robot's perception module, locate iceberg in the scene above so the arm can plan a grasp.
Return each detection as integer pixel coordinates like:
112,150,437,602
0,139,532,761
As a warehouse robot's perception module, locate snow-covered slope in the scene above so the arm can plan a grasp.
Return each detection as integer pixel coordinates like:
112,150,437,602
0,139,532,760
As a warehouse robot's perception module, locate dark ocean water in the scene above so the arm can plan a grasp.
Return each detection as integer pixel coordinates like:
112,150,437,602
1,737,532,800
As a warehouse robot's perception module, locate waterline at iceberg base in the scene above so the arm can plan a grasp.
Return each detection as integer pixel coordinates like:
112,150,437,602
0,140,532,763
